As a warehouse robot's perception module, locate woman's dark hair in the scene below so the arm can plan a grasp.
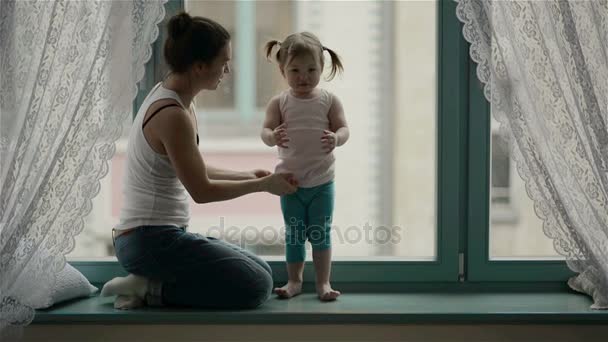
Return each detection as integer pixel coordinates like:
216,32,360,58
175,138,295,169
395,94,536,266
164,12,230,73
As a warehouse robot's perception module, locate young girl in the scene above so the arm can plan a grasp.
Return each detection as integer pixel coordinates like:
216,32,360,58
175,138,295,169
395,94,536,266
261,32,349,301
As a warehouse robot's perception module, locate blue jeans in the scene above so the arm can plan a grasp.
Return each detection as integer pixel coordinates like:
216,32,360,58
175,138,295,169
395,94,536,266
113,225,273,309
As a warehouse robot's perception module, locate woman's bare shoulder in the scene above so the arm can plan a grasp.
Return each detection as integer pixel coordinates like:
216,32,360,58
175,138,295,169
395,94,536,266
142,99,188,155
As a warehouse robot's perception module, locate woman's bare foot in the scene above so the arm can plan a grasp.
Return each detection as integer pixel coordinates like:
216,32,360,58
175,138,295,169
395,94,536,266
113,295,145,310
101,274,148,300
316,283,340,301
274,281,303,299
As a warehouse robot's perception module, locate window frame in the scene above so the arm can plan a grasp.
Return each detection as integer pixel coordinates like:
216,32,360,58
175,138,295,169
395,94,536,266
465,59,574,282
73,0,577,287
77,0,463,284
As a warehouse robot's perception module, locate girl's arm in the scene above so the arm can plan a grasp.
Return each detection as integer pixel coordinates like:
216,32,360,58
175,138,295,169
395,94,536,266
322,94,349,152
261,96,289,148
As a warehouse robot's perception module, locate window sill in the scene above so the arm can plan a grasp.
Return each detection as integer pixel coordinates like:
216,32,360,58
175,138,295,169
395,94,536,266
34,291,608,325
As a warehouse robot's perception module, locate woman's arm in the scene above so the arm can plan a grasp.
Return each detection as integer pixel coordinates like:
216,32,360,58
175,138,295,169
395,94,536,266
157,107,297,203
206,165,270,181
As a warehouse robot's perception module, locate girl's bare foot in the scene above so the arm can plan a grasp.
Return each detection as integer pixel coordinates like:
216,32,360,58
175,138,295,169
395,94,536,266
274,281,303,299
316,283,340,301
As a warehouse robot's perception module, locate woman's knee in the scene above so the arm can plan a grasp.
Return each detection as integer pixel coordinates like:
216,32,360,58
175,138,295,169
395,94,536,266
232,260,273,308
242,273,273,309
255,258,273,278
221,239,273,277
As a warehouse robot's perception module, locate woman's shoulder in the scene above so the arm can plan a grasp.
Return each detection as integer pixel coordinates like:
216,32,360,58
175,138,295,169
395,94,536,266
143,98,186,125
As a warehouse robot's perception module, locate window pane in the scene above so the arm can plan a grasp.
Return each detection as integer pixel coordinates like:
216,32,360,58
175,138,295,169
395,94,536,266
68,0,437,260
188,0,235,110
255,1,293,108
393,0,437,258
489,117,561,259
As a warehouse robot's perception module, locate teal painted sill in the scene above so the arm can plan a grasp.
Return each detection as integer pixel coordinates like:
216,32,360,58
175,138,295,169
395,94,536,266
34,291,608,325
30,262,608,325
71,260,461,284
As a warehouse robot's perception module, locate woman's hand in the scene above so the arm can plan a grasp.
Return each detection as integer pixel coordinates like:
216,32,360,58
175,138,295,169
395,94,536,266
272,123,290,148
263,173,298,195
321,130,338,153
248,169,272,179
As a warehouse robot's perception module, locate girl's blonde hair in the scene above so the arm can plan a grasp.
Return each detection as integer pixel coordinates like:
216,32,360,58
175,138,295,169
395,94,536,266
264,32,344,81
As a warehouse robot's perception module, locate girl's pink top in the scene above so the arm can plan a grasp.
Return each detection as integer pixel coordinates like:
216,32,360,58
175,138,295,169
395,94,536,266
275,88,335,188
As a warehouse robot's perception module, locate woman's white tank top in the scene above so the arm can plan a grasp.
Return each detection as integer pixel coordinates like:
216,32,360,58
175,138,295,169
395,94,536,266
114,83,193,231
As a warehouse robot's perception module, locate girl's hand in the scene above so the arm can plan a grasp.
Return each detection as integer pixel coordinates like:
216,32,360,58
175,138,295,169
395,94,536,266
273,123,290,148
321,130,338,153
249,169,272,179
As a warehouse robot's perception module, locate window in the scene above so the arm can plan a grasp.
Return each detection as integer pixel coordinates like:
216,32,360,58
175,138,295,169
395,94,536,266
490,119,560,259
490,127,511,208
69,0,442,267
66,0,569,286
467,61,571,282
186,0,293,138
179,0,439,260
489,123,520,225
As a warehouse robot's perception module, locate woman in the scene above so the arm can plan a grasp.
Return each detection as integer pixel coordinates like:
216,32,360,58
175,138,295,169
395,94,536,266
100,12,297,310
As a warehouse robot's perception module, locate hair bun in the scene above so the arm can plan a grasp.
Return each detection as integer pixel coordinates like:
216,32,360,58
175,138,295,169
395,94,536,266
168,12,192,39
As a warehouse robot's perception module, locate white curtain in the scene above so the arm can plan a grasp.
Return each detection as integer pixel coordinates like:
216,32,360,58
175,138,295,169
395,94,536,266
0,0,167,336
455,0,608,308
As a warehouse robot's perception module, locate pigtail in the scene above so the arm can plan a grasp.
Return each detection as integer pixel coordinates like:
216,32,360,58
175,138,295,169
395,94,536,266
264,40,281,62
323,46,344,81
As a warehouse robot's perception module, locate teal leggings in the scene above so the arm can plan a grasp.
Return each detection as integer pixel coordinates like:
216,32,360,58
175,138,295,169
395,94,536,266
280,181,334,263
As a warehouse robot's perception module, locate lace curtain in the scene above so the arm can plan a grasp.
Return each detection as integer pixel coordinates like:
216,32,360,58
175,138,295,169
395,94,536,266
0,0,167,336
455,0,608,308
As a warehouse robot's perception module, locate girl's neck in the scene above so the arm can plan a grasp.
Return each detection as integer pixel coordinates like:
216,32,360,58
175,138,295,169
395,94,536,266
162,73,196,108
289,88,319,99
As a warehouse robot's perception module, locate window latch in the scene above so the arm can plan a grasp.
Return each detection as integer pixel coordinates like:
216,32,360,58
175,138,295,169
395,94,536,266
459,252,466,282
